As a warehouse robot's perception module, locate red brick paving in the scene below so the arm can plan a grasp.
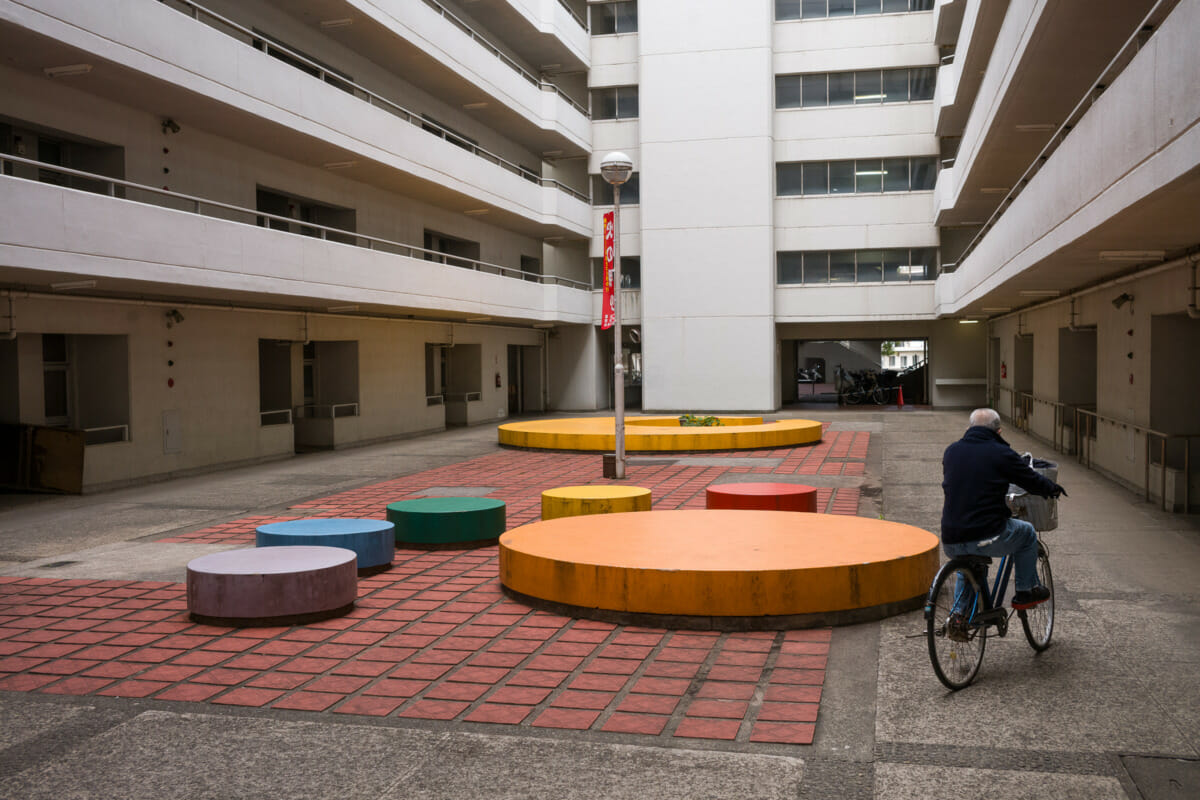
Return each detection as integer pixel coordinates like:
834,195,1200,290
0,433,870,747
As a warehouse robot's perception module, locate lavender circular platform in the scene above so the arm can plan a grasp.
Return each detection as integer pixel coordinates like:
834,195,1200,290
256,518,394,573
186,546,357,626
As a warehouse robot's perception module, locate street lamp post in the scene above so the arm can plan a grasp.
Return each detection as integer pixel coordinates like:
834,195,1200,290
600,152,633,480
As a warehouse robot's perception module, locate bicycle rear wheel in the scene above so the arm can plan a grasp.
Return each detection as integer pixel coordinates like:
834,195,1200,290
926,563,987,690
872,387,889,405
1019,542,1054,651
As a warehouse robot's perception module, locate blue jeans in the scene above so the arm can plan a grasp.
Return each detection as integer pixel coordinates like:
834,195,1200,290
944,518,1041,592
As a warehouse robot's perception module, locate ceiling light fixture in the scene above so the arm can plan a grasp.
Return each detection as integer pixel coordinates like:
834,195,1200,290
981,306,1011,313
322,160,357,169
43,63,93,78
50,279,97,291
319,18,354,28
1015,123,1057,132
1019,290,1061,297
462,102,489,110
532,322,555,329
1098,250,1164,262
958,319,980,324
465,316,491,323
463,208,489,216
980,187,1009,194
327,305,358,313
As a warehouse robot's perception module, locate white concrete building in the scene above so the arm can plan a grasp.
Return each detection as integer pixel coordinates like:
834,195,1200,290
1,0,1197,503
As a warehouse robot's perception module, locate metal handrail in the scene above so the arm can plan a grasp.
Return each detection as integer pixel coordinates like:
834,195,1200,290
1075,408,1195,513
295,402,360,419
161,0,589,201
83,424,129,445
557,0,588,30
260,408,293,425
420,0,589,115
949,1,1171,271
1,155,591,291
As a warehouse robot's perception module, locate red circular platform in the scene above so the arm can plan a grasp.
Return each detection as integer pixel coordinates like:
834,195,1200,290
705,482,819,513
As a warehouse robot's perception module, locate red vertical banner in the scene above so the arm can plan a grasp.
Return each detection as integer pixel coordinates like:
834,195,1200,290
601,211,616,330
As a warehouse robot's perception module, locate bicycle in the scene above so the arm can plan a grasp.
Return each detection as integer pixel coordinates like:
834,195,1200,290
924,540,1054,690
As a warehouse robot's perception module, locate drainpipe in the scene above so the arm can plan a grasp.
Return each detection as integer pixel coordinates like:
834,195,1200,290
1188,255,1200,318
1,291,14,340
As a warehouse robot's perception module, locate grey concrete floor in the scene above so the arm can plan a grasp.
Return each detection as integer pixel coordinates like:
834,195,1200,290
0,409,1197,799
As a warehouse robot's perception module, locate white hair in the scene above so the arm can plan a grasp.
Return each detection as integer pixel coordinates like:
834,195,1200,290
969,408,1001,430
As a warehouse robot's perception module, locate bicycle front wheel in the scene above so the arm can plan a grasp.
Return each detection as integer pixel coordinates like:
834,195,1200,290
927,563,987,690
872,387,889,405
1019,542,1054,651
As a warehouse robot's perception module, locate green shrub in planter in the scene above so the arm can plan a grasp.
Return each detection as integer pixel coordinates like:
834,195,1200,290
678,414,722,427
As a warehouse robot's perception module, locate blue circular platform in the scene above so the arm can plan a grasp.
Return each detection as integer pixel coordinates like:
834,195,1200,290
256,518,395,571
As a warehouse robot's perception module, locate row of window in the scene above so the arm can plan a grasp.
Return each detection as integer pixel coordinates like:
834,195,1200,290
591,173,641,205
593,1,933,35
777,67,935,108
777,248,938,284
777,157,937,196
776,0,933,20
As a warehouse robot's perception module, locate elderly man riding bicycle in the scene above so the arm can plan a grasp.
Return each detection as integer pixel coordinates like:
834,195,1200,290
941,408,1066,608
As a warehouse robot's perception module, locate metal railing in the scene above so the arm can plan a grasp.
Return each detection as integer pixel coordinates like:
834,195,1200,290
84,424,129,445
426,395,445,406
260,409,293,426
445,392,483,402
557,0,588,30
420,0,588,115
160,0,589,202
1,155,590,290
295,403,360,419
949,1,1171,271
1000,394,1194,513
1075,409,1195,513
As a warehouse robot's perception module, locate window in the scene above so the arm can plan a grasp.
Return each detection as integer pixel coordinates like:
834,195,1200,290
591,86,639,120
520,255,541,281
591,257,641,289
777,248,937,284
777,0,931,19
256,187,357,245
777,157,938,196
423,230,481,269
592,173,640,205
592,2,638,34
777,67,936,109
40,334,130,444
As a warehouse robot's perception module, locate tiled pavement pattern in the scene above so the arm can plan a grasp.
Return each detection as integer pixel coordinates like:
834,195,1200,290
0,430,867,747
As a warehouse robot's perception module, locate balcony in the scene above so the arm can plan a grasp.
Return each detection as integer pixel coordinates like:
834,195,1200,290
0,158,593,324
2,0,591,235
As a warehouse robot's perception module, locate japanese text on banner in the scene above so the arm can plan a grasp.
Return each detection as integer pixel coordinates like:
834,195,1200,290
601,211,615,330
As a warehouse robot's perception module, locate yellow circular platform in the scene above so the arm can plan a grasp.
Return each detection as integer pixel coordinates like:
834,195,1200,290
541,485,652,520
499,510,938,627
498,416,822,452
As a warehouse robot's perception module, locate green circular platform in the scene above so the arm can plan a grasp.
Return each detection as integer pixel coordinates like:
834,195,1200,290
386,497,507,545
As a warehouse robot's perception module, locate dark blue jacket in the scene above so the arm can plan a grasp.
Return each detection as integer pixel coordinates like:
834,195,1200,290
941,426,1060,544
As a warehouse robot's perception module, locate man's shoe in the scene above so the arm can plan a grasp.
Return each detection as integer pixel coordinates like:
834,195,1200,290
1012,584,1050,609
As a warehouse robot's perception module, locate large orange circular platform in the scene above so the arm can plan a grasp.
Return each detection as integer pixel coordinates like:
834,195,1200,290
499,510,938,628
497,416,822,451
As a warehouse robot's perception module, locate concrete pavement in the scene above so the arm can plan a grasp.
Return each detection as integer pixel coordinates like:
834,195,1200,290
0,409,1196,799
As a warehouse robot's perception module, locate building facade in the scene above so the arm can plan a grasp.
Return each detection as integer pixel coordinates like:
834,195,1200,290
2,0,1198,502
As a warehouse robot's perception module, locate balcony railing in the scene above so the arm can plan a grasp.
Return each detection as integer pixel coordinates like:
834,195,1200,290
159,0,589,202
557,0,588,30
949,0,1172,270
1006,389,1195,512
296,403,360,419
1,154,591,291
420,0,588,113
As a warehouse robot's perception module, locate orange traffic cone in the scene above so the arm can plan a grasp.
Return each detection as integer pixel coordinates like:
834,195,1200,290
896,386,905,407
